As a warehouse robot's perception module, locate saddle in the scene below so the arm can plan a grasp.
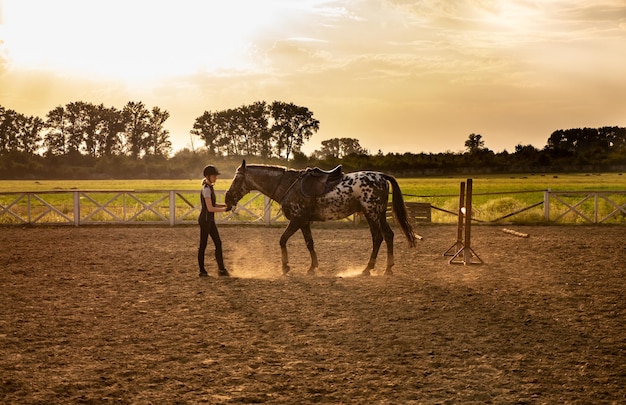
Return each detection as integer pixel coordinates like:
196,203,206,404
301,165,344,197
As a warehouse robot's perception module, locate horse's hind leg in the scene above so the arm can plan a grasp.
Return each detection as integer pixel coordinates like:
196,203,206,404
362,217,384,276
279,221,300,275
300,223,318,275
381,219,395,275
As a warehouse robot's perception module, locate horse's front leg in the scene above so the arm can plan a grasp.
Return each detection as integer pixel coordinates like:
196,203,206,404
300,222,318,275
279,221,301,275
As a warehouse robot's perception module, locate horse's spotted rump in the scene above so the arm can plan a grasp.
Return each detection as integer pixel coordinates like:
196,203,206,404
314,172,389,221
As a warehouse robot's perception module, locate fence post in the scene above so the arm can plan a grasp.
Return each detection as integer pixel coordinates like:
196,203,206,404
170,191,176,226
543,189,550,222
74,191,80,226
264,195,272,225
27,193,32,223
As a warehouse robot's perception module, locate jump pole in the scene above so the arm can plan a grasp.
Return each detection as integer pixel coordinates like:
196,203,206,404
443,181,465,256
448,178,483,265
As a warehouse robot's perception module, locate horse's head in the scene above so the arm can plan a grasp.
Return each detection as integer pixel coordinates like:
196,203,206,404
225,160,250,208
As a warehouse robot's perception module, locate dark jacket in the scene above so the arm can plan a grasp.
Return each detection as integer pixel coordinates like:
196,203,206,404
199,183,216,223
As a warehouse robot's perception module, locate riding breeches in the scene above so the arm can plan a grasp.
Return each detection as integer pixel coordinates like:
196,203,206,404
198,220,225,271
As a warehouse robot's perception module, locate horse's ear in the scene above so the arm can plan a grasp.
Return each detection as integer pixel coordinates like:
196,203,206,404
242,159,246,169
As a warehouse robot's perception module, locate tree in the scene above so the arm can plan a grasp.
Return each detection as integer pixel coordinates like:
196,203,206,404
0,107,18,154
39,103,124,158
514,144,539,156
122,101,151,158
546,127,617,163
213,109,239,156
270,101,319,161
81,103,101,157
464,133,485,154
314,137,368,159
64,101,92,154
99,106,125,157
314,138,340,159
602,126,626,165
191,110,236,156
44,106,67,156
236,101,269,157
191,111,218,156
601,126,626,151
192,101,318,160
145,107,172,157
17,115,44,155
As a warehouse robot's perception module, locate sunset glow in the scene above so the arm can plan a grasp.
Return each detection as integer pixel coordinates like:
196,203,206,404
1,0,625,154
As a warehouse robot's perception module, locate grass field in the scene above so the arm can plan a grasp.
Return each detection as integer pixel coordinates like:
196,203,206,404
1,173,625,224
0,172,623,194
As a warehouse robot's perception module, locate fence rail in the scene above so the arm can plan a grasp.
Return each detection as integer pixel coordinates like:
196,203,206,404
1,189,625,226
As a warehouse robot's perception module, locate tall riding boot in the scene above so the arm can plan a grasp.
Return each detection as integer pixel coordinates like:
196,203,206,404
215,248,229,277
198,249,208,277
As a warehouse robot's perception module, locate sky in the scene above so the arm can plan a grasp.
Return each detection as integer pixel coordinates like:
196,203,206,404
1,0,625,155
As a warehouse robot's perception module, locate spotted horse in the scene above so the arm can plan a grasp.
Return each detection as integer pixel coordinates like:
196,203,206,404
225,160,418,276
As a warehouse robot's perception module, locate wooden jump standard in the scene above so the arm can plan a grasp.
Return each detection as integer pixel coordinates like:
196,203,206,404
443,178,483,265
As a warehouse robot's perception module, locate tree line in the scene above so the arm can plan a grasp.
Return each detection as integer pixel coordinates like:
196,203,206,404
1,100,625,179
299,128,625,177
1,102,172,159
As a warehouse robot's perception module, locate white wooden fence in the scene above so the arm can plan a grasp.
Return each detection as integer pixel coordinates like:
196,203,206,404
543,190,626,224
1,189,625,226
0,190,271,226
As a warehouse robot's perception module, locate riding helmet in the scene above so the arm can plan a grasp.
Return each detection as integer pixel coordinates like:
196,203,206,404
203,165,220,177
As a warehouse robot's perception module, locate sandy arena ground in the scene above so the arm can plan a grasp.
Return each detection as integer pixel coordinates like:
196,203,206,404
1,224,625,404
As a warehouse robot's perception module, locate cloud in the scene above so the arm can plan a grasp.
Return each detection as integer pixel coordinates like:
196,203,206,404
0,39,8,74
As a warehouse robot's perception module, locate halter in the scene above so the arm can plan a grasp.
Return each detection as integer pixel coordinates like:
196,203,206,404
234,168,247,185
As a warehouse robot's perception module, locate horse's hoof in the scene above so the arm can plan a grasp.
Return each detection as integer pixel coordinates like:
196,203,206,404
306,269,316,276
361,270,371,276
282,266,290,275
383,270,394,276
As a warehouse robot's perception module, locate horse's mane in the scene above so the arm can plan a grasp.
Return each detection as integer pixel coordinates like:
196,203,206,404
247,163,287,170
246,164,300,174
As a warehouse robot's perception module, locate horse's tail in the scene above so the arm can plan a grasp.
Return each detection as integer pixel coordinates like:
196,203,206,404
384,174,417,248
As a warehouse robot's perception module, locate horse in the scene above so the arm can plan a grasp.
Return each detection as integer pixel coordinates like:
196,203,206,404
224,160,418,276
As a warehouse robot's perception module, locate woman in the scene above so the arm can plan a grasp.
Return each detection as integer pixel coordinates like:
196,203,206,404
198,165,231,277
